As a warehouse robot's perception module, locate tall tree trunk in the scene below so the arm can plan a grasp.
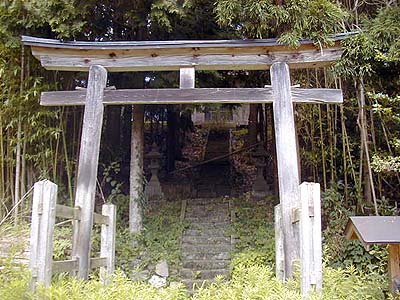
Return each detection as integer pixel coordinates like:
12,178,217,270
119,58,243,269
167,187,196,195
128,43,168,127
258,104,265,142
247,104,258,145
129,104,144,233
167,106,178,172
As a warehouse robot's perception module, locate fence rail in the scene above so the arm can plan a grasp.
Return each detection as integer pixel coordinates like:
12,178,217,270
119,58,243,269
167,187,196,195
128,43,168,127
29,180,116,288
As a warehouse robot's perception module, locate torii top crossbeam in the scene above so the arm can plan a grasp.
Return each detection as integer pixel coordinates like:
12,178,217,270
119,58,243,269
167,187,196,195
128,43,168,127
22,33,353,72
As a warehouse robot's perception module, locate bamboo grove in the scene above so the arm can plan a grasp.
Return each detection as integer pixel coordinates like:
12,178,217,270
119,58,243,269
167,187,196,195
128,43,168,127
0,0,399,221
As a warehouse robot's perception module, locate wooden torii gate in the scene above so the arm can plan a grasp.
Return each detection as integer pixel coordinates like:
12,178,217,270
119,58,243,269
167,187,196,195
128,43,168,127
22,34,347,284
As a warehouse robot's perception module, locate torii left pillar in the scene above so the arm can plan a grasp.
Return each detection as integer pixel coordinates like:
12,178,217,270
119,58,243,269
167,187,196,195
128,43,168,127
72,65,107,279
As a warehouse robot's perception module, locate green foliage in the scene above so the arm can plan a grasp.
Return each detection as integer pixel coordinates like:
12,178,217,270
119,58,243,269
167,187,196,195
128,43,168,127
335,6,400,78
366,6,400,62
0,260,387,299
334,32,377,78
0,258,32,300
214,0,347,44
369,92,400,174
278,0,348,47
52,225,73,261
229,194,276,270
115,201,189,279
40,271,188,300
322,184,388,276
193,264,386,300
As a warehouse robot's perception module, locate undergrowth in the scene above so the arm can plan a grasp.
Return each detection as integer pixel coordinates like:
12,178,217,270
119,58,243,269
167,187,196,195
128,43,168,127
0,261,389,299
229,193,276,271
115,200,189,280
0,188,394,299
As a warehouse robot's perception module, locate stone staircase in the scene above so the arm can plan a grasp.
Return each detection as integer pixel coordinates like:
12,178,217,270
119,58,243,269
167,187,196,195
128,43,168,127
180,197,232,289
193,128,232,198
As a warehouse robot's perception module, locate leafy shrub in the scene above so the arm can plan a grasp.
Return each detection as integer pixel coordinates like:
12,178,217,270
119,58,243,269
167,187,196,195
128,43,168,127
0,262,387,300
52,225,73,260
322,183,388,275
115,201,189,279
193,264,386,300
230,194,276,270
0,258,32,300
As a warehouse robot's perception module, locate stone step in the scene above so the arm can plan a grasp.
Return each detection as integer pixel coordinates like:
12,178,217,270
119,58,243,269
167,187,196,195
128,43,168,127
188,222,230,230
185,208,229,216
182,259,230,270
182,251,230,260
181,235,231,245
186,203,229,210
196,190,217,198
182,243,231,253
186,207,228,213
180,268,229,280
185,216,230,223
188,198,229,204
184,228,227,237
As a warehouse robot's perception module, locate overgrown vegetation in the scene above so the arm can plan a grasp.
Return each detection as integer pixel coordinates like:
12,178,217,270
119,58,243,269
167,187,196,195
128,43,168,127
0,257,390,299
114,201,188,281
229,193,276,271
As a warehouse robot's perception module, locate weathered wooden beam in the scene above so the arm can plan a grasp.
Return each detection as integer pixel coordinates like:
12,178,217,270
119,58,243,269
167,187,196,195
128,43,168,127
71,65,107,280
29,180,58,288
52,259,78,274
271,62,300,278
32,49,342,72
274,204,285,281
100,204,116,283
56,204,81,220
90,257,108,269
93,212,109,225
299,182,322,296
40,87,343,106
180,67,195,88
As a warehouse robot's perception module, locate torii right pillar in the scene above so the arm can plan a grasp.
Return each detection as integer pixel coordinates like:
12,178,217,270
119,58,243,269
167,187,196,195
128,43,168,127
271,62,301,278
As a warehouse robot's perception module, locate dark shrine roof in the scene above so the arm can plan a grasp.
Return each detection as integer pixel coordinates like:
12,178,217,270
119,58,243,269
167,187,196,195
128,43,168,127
345,216,400,249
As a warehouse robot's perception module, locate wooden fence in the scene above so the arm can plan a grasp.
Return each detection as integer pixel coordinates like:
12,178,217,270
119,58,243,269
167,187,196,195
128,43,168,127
29,180,116,288
275,182,322,297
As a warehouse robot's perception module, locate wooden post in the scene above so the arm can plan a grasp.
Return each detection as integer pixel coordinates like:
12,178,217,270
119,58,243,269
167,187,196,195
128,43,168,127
72,65,107,279
100,204,116,283
180,67,195,89
271,62,300,277
129,104,144,233
274,204,285,281
29,180,57,288
389,244,400,294
299,182,322,296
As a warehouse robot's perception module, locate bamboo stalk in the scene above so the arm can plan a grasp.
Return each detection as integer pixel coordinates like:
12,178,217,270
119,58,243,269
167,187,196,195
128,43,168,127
315,69,327,190
318,105,327,190
357,78,378,215
324,68,336,183
20,126,26,211
13,115,22,225
7,129,14,203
